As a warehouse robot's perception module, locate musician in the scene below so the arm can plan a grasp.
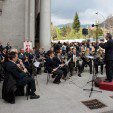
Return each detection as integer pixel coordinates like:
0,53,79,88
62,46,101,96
53,50,68,80
0,41,4,52
22,56,32,75
67,47,73,76
18,49,25,60
39,48,45,57
46,51,63,84
94,48,104,74
2,48,7,58
54,41,62,53
2,52,40,104
0,51,5,81
81,48,92,74
5,42,11,51
75,42,81,56
68,48,82,77
62,43,67,55
99,33,113,82
24,49,34,63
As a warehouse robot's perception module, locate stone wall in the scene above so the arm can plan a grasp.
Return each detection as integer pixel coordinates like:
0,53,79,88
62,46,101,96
0,0,25,49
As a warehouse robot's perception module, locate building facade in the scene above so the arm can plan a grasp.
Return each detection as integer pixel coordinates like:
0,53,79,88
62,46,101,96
0,0,51,50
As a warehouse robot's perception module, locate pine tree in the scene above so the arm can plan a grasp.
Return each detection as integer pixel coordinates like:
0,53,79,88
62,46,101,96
72,12,80,33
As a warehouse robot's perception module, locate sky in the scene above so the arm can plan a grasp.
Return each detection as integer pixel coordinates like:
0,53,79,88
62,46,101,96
51,0,113,26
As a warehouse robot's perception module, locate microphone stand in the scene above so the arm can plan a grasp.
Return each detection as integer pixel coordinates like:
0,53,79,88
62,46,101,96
83,54,102,97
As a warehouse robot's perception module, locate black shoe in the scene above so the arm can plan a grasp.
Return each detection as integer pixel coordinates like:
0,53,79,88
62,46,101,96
30,94,40,99
78,74,81,77
44,69,47,73
104,80,112,82
10,100,15,104
53,81,61,84
70,73,73,77
90,72,92,74
75,67,77,71
26,92,32,96
62,76,67,81
105,78,108,81
101,72,103,75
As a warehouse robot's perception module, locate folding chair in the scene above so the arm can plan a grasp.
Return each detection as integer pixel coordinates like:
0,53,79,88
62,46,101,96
26,85,29,100
32,65,40,91
46,72,53,84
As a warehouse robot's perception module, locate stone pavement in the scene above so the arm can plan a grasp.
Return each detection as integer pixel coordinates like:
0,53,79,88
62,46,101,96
0,70,113,113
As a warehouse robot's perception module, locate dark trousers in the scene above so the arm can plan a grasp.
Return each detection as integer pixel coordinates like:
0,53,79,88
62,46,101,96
94,59,103,74
17,77,36,95
106,61,113,81
76,60,82,74
52,69,63,82
69,62,75,75
82,60,92,74
68,61,82,76
60,66,68,78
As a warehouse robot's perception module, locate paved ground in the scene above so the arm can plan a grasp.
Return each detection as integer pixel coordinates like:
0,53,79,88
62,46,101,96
0,69,113,113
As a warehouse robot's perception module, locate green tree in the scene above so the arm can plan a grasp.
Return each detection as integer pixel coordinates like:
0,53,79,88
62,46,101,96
88,27,103,38
72,12,80,33
97,27,103,36
51,23,57,40
60,26,67,37
66,25,71,35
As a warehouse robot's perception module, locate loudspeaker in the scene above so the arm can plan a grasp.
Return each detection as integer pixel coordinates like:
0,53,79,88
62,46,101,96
82,28,88,35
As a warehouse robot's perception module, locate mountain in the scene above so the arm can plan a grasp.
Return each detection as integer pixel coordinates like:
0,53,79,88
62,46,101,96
57,23,91,28
57,23,72,28
100,16,113,28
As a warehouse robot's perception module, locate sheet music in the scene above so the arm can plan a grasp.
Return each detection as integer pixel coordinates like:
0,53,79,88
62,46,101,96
65,58,71,65
33,61,40,67
86,55,94,59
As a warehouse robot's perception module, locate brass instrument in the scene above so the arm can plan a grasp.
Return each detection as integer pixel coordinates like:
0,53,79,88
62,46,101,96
17,59,27,72
84,48,92,62
96,48,104,62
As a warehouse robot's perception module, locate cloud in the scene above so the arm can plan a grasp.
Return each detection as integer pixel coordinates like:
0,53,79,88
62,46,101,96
51,14,72,26
51,0,113,25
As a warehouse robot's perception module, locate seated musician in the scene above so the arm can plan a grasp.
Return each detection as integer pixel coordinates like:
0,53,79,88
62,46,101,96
2,52,40,104
24,49,34,63
68,48,82,77
67,47,73,76
44,47,55,72
39,48,45,57
81,48,92,74
18,49,25,60
53,50,68,80
94,48,104,74
0,51,5,81
46,51,63,84
22,56,32,75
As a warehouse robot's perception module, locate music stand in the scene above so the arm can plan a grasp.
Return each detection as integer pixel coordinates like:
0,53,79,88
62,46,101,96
83,55,102,97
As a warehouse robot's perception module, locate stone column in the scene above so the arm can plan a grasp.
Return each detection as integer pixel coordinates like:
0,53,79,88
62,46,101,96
30,0,35,47
40,0,51,51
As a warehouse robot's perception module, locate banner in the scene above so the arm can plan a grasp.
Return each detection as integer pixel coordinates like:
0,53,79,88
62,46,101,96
24,41,32,52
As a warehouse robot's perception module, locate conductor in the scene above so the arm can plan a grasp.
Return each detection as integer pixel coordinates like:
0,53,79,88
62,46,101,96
99,33,113,82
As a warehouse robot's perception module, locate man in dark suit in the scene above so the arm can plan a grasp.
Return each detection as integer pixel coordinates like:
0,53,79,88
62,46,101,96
2,52,40,104
99,33,113,82
0,41,3,52
46,51,63,84
68,48,82,77
5,42,11,51
53,50,68,80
